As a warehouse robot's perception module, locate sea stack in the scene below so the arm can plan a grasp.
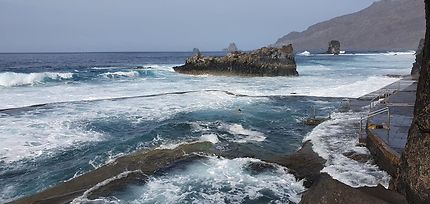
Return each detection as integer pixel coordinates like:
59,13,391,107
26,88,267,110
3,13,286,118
223,43,238,53
326,40,341,55
173,44,298,77
411,39,424,79
192,48,201,56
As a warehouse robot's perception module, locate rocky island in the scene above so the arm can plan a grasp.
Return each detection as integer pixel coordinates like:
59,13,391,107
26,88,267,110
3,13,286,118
174,45,299,77
326,40,341,55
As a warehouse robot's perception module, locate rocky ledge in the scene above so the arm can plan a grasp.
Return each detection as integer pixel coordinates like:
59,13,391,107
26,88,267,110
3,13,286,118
173,45,299,76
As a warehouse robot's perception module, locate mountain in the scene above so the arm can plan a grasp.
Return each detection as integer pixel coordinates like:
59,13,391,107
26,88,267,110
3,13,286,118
274,0,425,52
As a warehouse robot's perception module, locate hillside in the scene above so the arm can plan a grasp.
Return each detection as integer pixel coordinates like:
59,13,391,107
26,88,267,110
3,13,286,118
274,0,425,52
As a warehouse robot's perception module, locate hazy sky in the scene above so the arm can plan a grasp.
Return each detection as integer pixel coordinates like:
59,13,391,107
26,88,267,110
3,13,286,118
0,0,376,52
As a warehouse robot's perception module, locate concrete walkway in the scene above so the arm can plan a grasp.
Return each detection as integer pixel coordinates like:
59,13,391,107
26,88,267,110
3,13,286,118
368,79,416,154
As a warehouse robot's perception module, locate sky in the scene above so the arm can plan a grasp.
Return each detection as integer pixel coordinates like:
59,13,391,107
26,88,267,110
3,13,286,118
0,0,376,52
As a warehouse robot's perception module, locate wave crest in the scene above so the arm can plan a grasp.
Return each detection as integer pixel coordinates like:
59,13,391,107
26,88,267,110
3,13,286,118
0,72,73,87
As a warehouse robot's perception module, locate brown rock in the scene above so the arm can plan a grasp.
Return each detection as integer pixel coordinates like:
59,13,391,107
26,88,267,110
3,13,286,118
271,141,326,188
174,45,298,77
300,173,408,204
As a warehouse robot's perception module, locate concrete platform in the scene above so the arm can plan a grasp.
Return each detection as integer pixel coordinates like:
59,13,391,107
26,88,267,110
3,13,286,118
361,79,417,177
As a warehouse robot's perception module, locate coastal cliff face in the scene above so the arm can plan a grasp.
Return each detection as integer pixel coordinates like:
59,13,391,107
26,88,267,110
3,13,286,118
411,39,424,78
396,0,430,203
173,45,298,77
275,0,425,52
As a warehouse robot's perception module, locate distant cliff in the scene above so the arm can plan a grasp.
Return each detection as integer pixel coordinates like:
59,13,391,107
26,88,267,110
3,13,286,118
274,0,425,52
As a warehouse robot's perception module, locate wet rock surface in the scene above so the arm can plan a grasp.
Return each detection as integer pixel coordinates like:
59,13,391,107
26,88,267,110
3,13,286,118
299,173,408,204
174,45,298,77
343,151,373,163
11,142,215,204
271,141,326,188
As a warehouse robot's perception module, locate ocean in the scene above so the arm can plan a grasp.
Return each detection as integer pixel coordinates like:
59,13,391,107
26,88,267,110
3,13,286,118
0,51,414,203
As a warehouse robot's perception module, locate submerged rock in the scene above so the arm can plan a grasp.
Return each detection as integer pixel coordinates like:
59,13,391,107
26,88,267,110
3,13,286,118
326,40,341,55
411,38,424,79
174,45,298,77
244,161,277,175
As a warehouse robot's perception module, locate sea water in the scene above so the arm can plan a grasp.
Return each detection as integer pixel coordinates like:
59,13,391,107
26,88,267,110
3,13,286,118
0,51,414,203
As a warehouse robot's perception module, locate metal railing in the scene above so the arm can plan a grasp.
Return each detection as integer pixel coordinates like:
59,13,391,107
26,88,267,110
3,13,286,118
359,107,391,142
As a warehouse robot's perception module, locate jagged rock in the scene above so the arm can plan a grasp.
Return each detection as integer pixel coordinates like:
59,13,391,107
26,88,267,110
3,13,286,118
174,44,298,77
395,1,430,203
271,141,326,188
326,40,341,55
411,38,424,79
192,48,201,56
223,42,238,53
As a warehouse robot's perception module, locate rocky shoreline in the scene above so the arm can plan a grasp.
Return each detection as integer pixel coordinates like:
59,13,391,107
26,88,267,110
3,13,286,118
11,100,406,204
173,45,299,77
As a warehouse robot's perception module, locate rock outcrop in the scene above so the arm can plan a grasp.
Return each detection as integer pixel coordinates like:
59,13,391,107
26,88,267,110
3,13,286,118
223,42,238,53
326,40,341,55
395,1,430,203
192,48,201,56
274,0,425,52
411,39,424,79
174,45,298,77
300,174,408,204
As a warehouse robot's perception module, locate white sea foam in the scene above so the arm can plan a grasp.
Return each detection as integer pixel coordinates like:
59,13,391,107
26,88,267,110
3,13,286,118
84,157,304,204
199,133,219,144
143,64,179,72
305,76,400,98
0,91,260,163
219,123,266,143
100,71,140,78
71,170,144,204
190,121,266,143
298,51,311,56
304,112,390,188
0,72,73,87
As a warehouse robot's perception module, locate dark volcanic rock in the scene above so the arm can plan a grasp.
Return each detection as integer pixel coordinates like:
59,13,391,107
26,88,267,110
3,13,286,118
174,45,298,77
411,38,424,78
396,1,430,203
300,173,408,204
326,40,341,55
271,141,325,188
11,142,214,204
343,151,373,163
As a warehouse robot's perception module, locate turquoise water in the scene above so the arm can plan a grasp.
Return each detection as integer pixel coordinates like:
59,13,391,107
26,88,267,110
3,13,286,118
0,52,414,203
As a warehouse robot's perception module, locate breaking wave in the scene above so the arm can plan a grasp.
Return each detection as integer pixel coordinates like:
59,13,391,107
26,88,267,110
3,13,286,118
0,72,74,87
304,112,390,188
